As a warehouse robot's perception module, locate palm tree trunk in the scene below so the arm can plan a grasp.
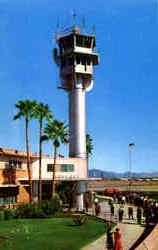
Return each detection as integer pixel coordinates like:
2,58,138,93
39,120,42,202
26,117,32,203
87,153,89,178
52,145,57,198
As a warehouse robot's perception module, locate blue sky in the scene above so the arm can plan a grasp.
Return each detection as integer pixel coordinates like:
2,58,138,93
0,0,158,173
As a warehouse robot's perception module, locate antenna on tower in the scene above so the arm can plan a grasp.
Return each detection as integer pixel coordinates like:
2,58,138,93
54,17,60,42
82,16,86,33
56,16,60,31
92,24,96,35
72,11,77,27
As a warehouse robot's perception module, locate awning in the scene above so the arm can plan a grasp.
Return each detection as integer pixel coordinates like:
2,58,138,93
0,184,19,187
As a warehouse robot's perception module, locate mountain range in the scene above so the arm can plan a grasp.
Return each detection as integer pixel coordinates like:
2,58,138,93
88,169,158,179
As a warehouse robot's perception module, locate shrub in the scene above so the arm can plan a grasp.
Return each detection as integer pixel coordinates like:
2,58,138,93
73,214,88,226
0,210,4,221
16,203,46,219
54,211,72,218
40,196,63,217
4,208,17,220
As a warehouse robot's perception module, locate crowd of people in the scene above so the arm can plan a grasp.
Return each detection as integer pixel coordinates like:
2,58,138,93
112,193,158,225
92,192,158,249
93,193,158,225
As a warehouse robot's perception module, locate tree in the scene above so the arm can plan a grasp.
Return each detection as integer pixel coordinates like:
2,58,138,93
86,134,93,176
56,181,78,210
42,119,69,198
33,102,52,202
13,99,37,202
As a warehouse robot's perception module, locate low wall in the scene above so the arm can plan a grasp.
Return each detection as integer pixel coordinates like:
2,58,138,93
135,224,158,250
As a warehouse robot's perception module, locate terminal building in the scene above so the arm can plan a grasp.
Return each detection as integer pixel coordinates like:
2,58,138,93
0,147,88,208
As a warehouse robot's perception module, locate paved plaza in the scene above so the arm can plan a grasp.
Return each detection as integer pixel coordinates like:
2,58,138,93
81,202,145,250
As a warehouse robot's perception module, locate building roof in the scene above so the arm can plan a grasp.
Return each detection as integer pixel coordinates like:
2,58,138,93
0,148,49,158
18,177,96,182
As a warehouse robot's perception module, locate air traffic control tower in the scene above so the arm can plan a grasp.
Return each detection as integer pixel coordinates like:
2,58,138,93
53,20,99,209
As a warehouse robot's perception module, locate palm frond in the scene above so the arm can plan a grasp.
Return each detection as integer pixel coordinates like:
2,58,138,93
40,135,49,142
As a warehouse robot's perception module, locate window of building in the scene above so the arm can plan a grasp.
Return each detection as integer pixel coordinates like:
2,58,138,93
8,160,22,169
47,164,75,172
47,164,54,172
60,164,74,172
0,196,16,206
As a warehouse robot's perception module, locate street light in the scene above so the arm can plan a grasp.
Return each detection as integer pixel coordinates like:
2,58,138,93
128,143,135,191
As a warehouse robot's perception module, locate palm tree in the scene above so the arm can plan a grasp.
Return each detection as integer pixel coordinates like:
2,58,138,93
33,102,53,202
42,119,69,198
86,134,93,177
13,99,37,202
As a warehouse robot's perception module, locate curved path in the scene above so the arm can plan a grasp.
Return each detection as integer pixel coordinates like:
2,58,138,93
81,203,145,250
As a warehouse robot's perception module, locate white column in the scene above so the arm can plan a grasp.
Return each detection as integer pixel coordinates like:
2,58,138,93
76,193,84,211
69,84,86,158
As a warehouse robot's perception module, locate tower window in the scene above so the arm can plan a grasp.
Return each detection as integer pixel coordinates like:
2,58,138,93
76,56,80,64
76,35,83,47
85,37,89,48
76,35,92,48
81,57,86,65
59,35,74,51
87,57,91,65
68,57,74,66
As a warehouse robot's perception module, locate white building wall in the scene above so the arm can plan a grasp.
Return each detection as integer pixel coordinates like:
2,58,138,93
31,157,87,181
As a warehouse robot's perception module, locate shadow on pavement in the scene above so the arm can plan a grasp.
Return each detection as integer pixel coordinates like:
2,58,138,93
129,224,155,250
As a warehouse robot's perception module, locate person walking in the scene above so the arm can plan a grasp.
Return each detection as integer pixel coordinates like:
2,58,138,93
128,206,134,220
118,206,124,223
111,204,115,217
114,228,123,250
144,206,152,226
94,198,98,216
106,222,114,250
137,207,142,224
85,199,89,212
96,203,101,216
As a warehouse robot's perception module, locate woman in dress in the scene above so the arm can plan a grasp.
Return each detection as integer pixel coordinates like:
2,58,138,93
114,228,123,250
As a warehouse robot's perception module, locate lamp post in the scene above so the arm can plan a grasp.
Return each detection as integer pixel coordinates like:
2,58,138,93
128,143,135,191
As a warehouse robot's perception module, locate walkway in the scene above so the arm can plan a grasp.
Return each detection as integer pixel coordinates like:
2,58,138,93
81,203,145,250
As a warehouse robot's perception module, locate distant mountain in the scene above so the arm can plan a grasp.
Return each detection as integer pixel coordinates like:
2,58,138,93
88,169,158,179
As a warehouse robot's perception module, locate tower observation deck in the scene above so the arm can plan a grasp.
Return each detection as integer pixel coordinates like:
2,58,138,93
53,23,99,159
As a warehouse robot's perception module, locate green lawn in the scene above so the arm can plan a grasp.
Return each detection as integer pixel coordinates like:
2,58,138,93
0,218,106,250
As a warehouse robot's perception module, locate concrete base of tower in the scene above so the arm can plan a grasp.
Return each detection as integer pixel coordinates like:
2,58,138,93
76,193,84,211
76,181,87,211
